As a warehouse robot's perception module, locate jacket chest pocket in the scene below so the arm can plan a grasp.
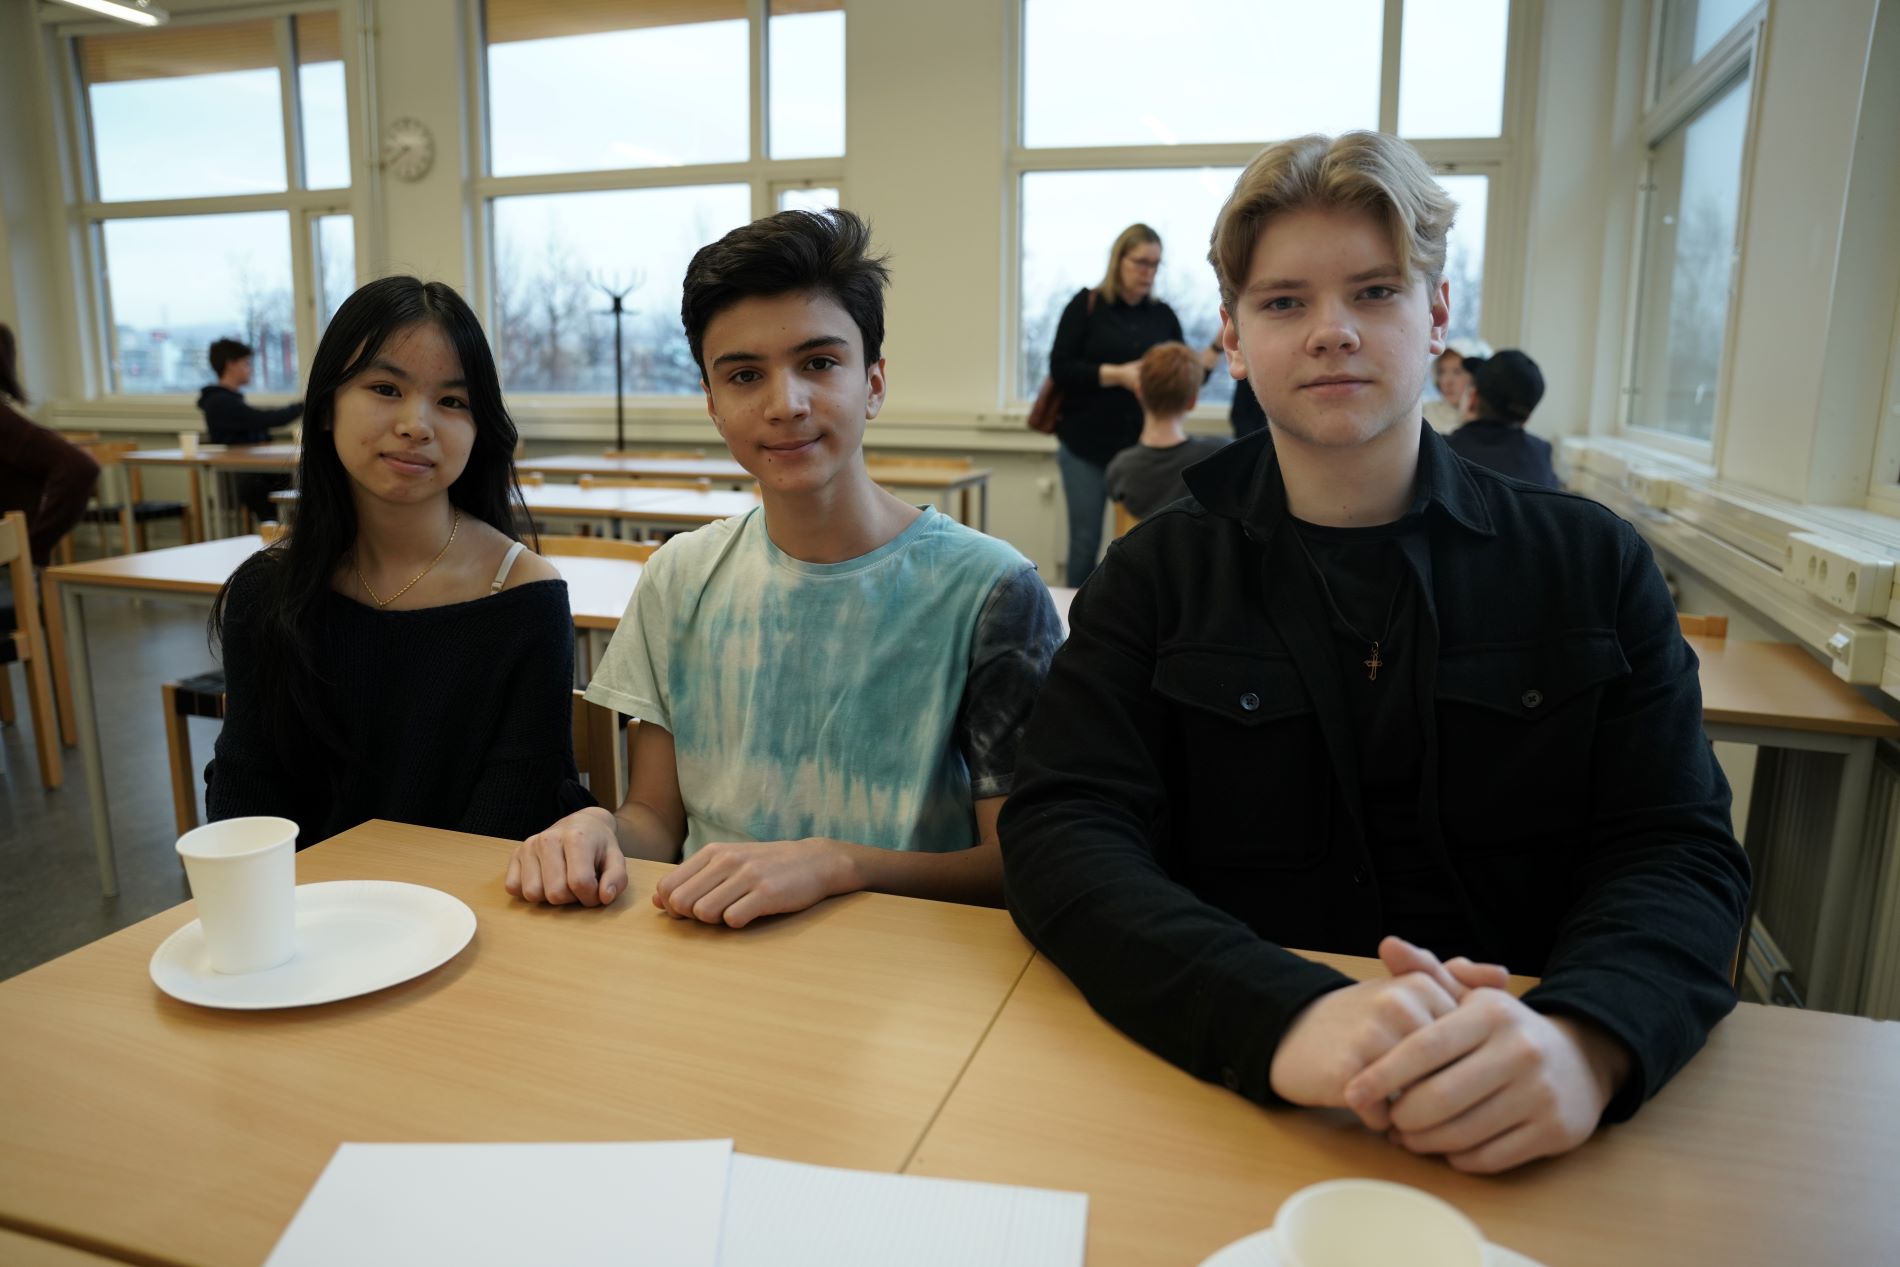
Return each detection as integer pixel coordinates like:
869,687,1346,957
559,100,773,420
1152,649,1331,869
1436,633,1628,853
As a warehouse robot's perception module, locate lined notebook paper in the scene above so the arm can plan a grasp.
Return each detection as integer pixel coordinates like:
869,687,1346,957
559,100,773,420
265,1141,1086,1266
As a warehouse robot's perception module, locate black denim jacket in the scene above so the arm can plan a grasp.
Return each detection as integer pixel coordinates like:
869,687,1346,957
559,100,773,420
1000,426,1749,1122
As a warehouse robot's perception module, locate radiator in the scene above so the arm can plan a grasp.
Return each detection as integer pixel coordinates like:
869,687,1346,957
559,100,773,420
1742,740,1900,1016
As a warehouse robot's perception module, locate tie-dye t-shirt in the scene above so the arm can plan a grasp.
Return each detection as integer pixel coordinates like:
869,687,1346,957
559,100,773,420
584,506,1061,858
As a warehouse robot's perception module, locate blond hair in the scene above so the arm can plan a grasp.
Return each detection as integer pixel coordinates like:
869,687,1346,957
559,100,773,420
1207,132,1455,312
1097,223,1161,305
1137,342,1202,417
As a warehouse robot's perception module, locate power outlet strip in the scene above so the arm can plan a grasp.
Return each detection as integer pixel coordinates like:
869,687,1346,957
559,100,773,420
1785,532,1896,617
1824,622,1887,684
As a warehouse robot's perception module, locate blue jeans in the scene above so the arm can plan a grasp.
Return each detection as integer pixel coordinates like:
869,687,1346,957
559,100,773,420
1057,443,1110,588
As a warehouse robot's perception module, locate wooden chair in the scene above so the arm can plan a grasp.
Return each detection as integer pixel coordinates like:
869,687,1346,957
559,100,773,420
71,441,188,556
537,536,659,562
258,521,287,545
161,670,227,834
579,475,714,493
1113,502,1140,539
517,471,545,487
0,511,63,789
865,454,973,471
602,449,706,460
1678,613,1729,639
572,690,628,809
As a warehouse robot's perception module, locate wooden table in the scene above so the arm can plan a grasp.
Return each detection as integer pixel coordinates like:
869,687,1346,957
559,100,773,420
906,953,1900,1267
0,821,1036,1267
271,483,765,534
519,453,994,530
1687,634,1900,1009
42,540,643,896
124,445,301,541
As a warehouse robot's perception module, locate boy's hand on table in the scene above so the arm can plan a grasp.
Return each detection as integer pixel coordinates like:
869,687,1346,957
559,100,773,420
506,807,628,907
652,838,858,928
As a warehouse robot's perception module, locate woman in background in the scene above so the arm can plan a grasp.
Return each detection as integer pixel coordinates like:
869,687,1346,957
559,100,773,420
207,276,590,846
0,323,99,567
1421,336,1492,432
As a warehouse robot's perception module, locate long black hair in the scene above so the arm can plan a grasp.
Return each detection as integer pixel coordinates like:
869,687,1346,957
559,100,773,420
209,276,531,768
0,322,26,404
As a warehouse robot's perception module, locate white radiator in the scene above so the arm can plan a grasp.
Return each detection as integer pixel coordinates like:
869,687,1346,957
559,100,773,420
1742,740,1900,1016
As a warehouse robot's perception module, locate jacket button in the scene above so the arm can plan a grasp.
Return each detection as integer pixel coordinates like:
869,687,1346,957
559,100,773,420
1352,865,1370,885
1521,689,1544,709
1239,692,1260,712
1220,1066,1242,1091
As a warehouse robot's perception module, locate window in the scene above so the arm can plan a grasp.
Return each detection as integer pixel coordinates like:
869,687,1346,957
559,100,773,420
1012,0,1518,404
1626,73,1750,441
1655,0,1757,98
74,15,357,396
479,1,845,395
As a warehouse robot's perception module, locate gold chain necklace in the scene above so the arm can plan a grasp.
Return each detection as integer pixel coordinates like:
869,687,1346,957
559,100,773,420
354,511,460,608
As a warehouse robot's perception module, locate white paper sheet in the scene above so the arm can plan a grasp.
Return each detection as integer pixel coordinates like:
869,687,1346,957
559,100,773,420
265,1139,734,1267
715,1153,1088,1267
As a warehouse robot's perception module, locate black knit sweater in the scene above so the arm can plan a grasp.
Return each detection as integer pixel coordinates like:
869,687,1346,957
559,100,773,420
206,559,592,847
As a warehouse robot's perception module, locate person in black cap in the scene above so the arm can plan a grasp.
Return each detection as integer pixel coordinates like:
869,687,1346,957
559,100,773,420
1445,349,1557,487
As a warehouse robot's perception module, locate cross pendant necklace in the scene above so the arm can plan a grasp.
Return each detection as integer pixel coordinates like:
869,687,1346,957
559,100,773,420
1294,532,1406,683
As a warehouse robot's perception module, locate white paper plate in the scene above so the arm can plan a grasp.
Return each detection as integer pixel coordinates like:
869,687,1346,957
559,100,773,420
150,880,476,1009
1200,1227,1546,1267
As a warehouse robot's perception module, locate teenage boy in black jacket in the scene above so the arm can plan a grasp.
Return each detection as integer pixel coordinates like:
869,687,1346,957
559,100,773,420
1000,132,1749,1175
196,338,300,523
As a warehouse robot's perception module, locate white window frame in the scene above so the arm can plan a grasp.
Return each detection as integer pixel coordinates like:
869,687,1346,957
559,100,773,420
1614,1,1765,461
1004,0,1536,412
48,1,365,402
466,0,844,406
1868,292,1900,517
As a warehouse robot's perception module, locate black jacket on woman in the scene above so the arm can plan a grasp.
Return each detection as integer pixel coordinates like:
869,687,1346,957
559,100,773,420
1047,288,1185,465
1000,426,1748,1123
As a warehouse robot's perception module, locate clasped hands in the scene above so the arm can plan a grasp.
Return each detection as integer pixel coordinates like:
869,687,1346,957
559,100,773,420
1268,936,1632,1174
504,807,857,928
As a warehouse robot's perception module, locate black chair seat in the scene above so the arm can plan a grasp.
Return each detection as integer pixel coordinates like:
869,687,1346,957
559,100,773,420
174,669,227,711
83,501,187,524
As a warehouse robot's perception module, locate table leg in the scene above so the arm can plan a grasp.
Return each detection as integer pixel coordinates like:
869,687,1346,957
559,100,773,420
186,468,203,544
118,465,138,555
1807,737,1876,1012
960,486,973,527
979,481,989,533
41,567,76,747
62,585,120,897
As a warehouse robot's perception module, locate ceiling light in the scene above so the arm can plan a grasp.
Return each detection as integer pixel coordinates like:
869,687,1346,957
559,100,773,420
50,0,169,27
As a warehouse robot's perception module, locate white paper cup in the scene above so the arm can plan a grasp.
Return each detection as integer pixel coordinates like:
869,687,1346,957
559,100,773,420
177,431,200,458
176,817,299,974
1273,1180,1484,1267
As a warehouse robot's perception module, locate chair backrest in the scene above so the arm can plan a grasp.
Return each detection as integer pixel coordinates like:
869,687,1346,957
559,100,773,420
1678,613,1729,639
580,475,713,493
76,440,139,467
516,471,545,487
258,521,287,544
865,454,972,471
538,536,658,562
1,511,48,657
602,449,706,460
571,690,626,807
0,509,24,570
1113,502,1140,539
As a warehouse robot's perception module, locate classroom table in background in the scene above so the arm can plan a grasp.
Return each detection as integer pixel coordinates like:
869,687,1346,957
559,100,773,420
123,444,302,541
273,482,763,535
0,821,1034,1267
518,453,994,530
41,539,642,896
2,822,1894,1266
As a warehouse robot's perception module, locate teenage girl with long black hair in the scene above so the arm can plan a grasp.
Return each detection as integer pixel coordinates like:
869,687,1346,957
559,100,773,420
207,276,590,845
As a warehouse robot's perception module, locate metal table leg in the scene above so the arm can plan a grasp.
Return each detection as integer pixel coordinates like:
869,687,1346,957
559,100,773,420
62,584,120,897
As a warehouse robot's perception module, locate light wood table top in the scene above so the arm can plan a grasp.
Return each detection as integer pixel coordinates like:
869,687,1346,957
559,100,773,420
907,954,1900,1267
1688,634,1900,737
0,1227,128,1266
0,821,1035,1267
124,443,301,471
520,452,993,491
523,481,761,525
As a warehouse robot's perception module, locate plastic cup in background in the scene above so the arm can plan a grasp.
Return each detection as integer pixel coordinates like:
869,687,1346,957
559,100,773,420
175,817,299,974
1273,1180,1485,1267
177,431,200,458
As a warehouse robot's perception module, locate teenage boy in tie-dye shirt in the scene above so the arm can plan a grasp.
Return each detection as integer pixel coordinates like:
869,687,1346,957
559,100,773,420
506,210,1062,925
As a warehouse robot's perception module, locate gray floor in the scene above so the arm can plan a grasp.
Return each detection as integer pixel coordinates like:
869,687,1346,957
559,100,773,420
1,524,213,981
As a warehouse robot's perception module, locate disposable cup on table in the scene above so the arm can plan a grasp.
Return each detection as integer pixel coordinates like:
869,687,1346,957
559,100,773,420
177,432,199,458
175,816,299,974
1273,1179,1484,1267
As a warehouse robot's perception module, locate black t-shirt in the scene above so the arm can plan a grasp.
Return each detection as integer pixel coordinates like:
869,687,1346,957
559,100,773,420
1292,516,1476,957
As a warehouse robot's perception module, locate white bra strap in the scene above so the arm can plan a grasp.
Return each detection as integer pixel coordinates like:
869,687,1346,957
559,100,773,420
490,540,528,593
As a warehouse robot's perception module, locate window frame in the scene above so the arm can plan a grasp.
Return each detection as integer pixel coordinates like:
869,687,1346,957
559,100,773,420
1616,1,1765,459
51,2,364,402
1004,0,1535,412
466,0,845,406
1868,290,1900,517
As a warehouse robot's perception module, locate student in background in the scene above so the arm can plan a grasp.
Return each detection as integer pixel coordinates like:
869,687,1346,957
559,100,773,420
1421,337,1491,433
1446,350,1558,488
0,324,99,567
197,338,301,523
207,277,586,847
1105,342,1230,521
1046,225,1214,587
508,209,1063,924
1002,132,1747,1174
